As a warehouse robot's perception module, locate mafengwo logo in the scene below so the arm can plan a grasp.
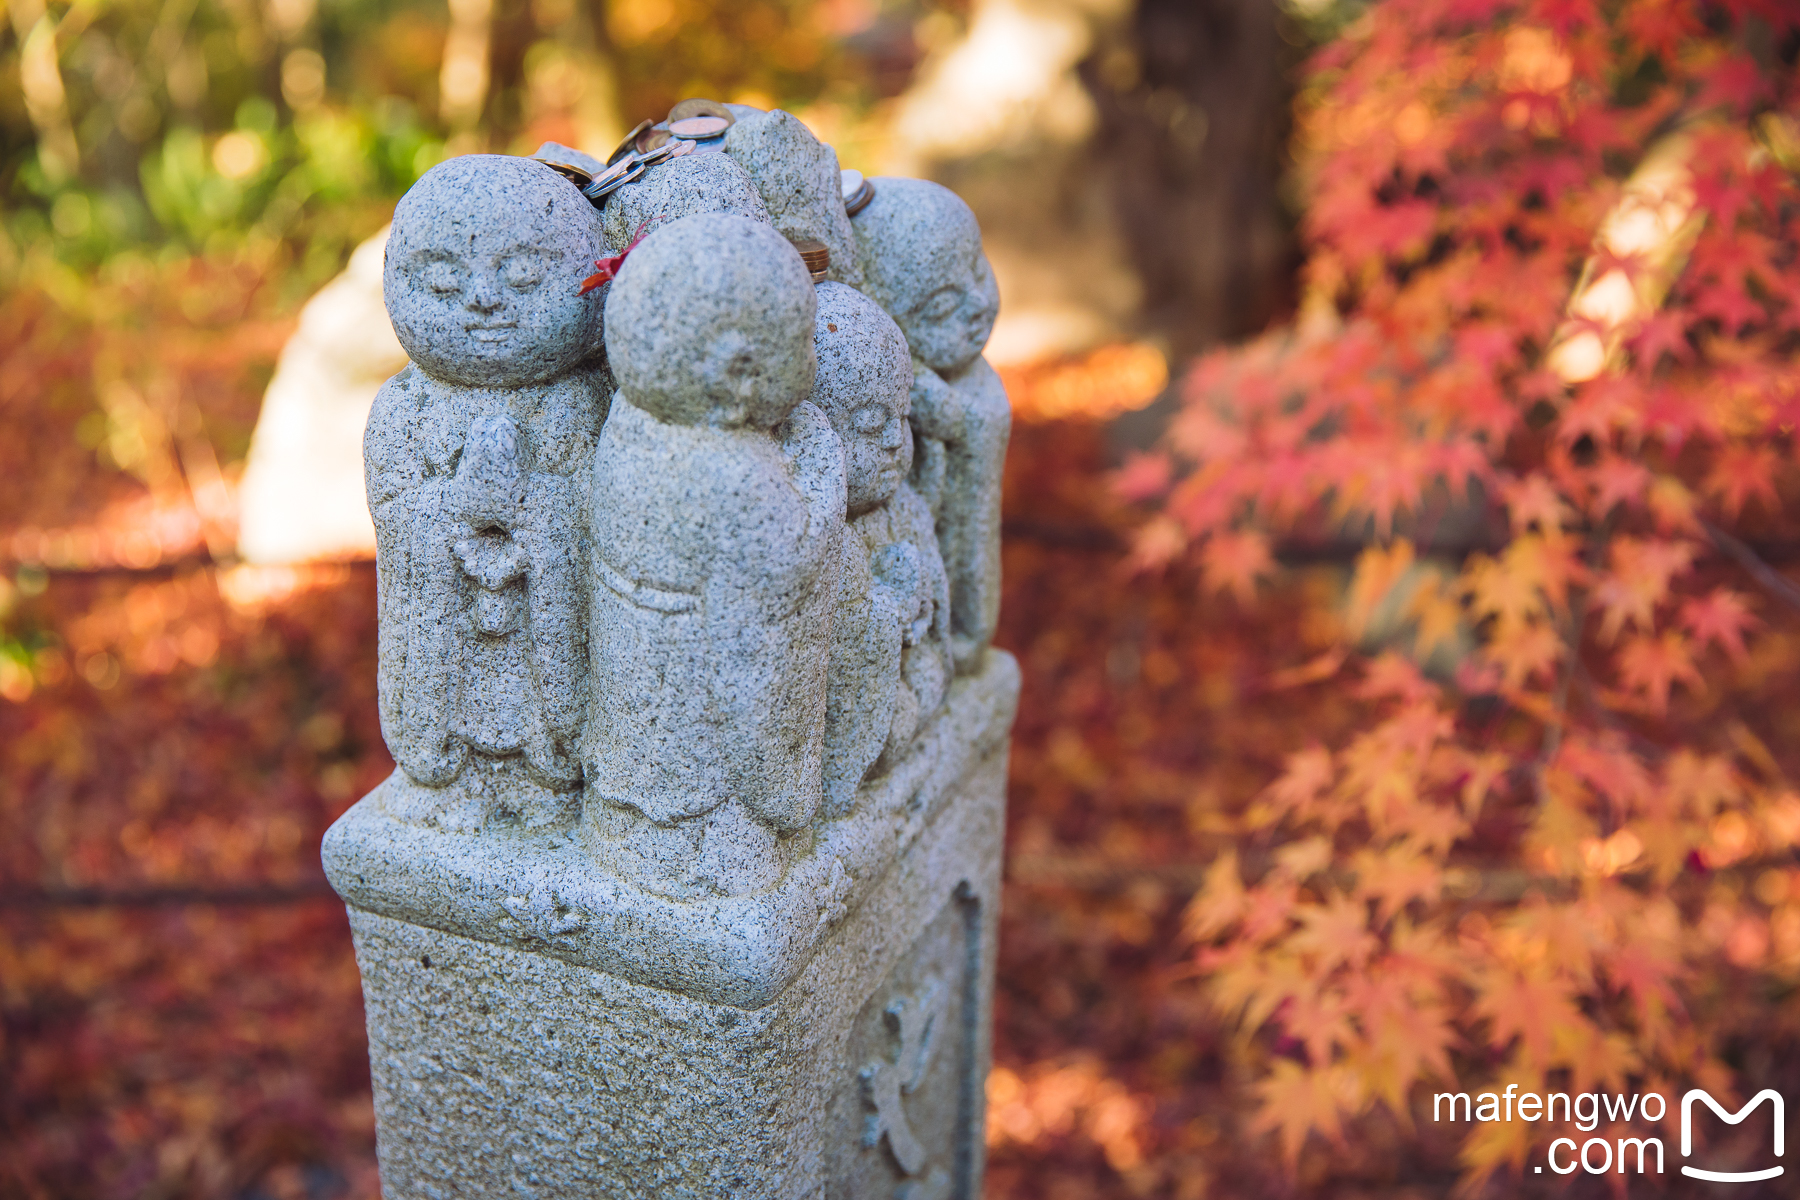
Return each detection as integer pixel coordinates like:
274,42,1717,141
1681,1089,1784,1183
1432,1086,1785,1180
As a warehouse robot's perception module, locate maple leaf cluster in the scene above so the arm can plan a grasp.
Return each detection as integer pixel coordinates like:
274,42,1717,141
1123,0,1800,1187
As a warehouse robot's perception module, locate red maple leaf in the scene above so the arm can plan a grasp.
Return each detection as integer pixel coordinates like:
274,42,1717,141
1626,310,1692,368
577,220,656,295
1703,444,1780,519
1113,451,1173,502
1203,529,1276,605
1621,0,1703,60
1680,589,1758,662
1693,51,1771,116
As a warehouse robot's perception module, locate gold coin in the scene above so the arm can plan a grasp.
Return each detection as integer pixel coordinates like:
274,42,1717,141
636,126,672,154
538,160,594,189
608,119,652,166
668,98,735,125
788,237,831,281
669,116,730,140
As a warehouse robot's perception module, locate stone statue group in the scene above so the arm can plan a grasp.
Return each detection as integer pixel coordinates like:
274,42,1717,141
364,106,1008,902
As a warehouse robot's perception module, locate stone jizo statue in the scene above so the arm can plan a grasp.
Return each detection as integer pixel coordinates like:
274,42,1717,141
813,282,952,819
584,213,845,898
326,119,1017,1200
853,177,1010,674
367,154,608,831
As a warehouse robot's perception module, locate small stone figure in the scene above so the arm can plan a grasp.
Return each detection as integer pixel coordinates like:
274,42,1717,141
812,283,952,817
598,151,771,256
852,177,1009,673
724,109,864,288
366,154,608,828
583,213,846,896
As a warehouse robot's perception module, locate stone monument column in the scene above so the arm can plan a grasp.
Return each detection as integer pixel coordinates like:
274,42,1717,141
324,111,1015,1200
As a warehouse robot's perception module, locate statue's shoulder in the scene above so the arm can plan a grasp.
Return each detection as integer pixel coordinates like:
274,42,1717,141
371,361,426,412
948,354,1008,414
364,364,437,502
890,480,937,539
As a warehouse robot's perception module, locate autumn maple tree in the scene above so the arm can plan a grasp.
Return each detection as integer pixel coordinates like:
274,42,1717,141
1123,0,1800,1186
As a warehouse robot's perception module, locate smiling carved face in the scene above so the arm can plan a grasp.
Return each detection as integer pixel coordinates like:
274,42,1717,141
897,242,999,376
385,155,605,387
851,177,1000,377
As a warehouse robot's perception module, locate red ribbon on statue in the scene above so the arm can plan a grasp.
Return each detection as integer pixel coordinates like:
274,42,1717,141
578,220,655,295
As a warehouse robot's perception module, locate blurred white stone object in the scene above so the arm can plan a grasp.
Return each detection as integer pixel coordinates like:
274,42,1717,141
236,229,403,563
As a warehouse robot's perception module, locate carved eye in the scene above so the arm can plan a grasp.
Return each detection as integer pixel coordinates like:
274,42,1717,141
417,257,467,295
499,253,546,291
918,287,959,323
851,405,888,435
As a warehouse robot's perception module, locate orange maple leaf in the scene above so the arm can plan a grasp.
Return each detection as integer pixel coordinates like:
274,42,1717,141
1499,473,1574,535
1481,618,1563,689
1183,849,1249,941
1127,515,1187,572
1202,529,1275,604
1615,631,1703,714
1249,1060,1362,1168
1288,895,1379,971
1591,536,1696,643
1262,746,1336,822
1351,845,1443,921
1471,967,1583,1070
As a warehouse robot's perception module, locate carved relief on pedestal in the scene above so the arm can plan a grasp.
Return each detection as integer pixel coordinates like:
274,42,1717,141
837,887,984,1200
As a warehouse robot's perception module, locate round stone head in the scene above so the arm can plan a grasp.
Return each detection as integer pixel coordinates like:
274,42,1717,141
810,283,912,516
600,153,769,255
604,213,817,430
385,154,605,387
851,177,999,375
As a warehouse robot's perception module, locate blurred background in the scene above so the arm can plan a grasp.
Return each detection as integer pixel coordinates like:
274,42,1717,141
5,0,1800,1197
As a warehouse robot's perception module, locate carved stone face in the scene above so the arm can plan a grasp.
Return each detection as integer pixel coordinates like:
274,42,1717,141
892,236,998,377
840,384,912,516
810,283,914,515
386,155,605,387
852,177,1000,376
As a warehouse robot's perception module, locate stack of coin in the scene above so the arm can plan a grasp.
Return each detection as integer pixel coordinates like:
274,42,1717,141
790,238,830,283
608,120,654,166
607,101,737,168
546,135,696,208
538,159,597,190
669,116,730,140
669,98,735,125
841,168,875,217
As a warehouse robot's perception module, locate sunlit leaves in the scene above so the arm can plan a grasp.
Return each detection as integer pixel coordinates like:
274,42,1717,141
1161,0,1800,1187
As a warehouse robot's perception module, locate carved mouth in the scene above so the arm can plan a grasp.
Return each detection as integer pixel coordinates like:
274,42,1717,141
466,322,517,343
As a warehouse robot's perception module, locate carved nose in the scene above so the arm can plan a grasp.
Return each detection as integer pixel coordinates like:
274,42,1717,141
466,277,504,312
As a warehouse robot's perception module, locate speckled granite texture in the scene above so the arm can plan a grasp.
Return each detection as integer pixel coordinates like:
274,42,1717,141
327,134,1013,1199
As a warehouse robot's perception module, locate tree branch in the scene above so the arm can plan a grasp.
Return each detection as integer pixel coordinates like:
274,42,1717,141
1701,517,1800,614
